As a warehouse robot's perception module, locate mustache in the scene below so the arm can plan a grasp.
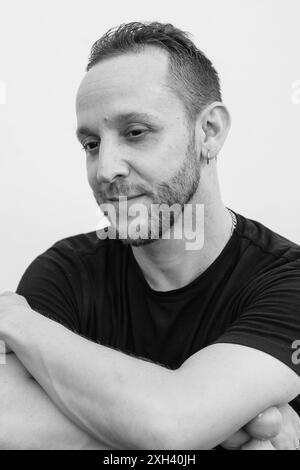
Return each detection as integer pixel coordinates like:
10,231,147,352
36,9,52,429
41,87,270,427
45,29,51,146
94,182,151,202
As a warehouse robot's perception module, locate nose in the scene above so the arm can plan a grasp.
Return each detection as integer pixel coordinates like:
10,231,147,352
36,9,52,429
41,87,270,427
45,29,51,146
96,142,130,184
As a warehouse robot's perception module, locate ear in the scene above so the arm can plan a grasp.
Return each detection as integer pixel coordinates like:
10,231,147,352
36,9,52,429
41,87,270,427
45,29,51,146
196,102,231,158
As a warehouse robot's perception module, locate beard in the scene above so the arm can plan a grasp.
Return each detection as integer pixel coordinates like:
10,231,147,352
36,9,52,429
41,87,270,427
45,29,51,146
94,132,201,246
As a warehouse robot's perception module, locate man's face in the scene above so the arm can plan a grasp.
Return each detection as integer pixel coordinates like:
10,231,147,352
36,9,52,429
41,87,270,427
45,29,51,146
76,47,201,245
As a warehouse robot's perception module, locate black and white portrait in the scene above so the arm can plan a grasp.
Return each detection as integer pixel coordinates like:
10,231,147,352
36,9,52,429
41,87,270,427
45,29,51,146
0,0,299,452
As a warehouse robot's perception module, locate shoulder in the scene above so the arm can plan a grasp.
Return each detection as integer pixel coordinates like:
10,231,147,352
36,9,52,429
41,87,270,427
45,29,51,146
17,232,125,295
233,210,300,268
227,211,300,320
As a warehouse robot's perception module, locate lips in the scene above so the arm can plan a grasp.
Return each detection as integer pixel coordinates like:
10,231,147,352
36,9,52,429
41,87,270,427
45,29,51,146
107,194,145,201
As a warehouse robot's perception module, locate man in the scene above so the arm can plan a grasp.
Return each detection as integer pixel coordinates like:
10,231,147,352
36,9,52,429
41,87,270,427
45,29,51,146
1,21,300,450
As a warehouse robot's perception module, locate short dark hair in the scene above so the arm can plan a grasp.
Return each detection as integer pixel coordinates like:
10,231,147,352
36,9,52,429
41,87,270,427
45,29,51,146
86,21,222,120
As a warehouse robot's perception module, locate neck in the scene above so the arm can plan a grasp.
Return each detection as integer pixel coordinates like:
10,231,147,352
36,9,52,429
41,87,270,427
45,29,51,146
132,165,233,292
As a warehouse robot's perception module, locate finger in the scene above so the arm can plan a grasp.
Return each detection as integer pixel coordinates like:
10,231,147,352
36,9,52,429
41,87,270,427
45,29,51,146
244,407,282,440
278,404,300,436
220,429,250,449
271,432,295,450
0,292,30,308
242,439,276,450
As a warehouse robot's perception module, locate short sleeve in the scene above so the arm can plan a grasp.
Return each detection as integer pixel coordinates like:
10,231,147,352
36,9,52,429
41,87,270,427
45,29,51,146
213,260,300,377
16,241,86,332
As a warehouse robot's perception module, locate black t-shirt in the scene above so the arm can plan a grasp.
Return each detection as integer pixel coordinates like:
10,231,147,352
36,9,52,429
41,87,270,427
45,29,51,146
16,210,300,414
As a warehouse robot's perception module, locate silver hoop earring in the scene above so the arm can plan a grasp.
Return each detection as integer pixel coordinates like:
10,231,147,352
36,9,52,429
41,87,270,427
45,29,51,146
206,150,217,165
207,150,210,165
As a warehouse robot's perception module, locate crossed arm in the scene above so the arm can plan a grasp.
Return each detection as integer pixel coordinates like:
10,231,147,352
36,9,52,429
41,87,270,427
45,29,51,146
1,294,300,450
2,353,298,450
0,354,110,450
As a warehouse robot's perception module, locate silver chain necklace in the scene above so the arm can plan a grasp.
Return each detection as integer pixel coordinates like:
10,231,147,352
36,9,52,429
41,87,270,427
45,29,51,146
227,208,237,237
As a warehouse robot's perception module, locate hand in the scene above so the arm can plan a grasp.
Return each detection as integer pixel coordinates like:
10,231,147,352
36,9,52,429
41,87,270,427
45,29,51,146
269,404,300,450
220,404,300,450
0,291,31,353
0,291,29,309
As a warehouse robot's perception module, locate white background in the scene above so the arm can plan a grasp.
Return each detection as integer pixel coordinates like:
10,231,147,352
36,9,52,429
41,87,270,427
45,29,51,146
0,0,299,290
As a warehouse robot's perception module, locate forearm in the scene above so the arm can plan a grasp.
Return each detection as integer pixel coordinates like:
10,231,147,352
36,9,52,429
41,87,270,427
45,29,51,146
6,307,294,451
3,310,176,449
1,354,111,450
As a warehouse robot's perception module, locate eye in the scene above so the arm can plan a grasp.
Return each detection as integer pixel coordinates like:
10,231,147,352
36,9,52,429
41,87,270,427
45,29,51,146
126,128,147,139
82,140,100,153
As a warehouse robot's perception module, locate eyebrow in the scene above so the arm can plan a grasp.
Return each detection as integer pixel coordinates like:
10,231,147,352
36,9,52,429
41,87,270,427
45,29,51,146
76,112,160,140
